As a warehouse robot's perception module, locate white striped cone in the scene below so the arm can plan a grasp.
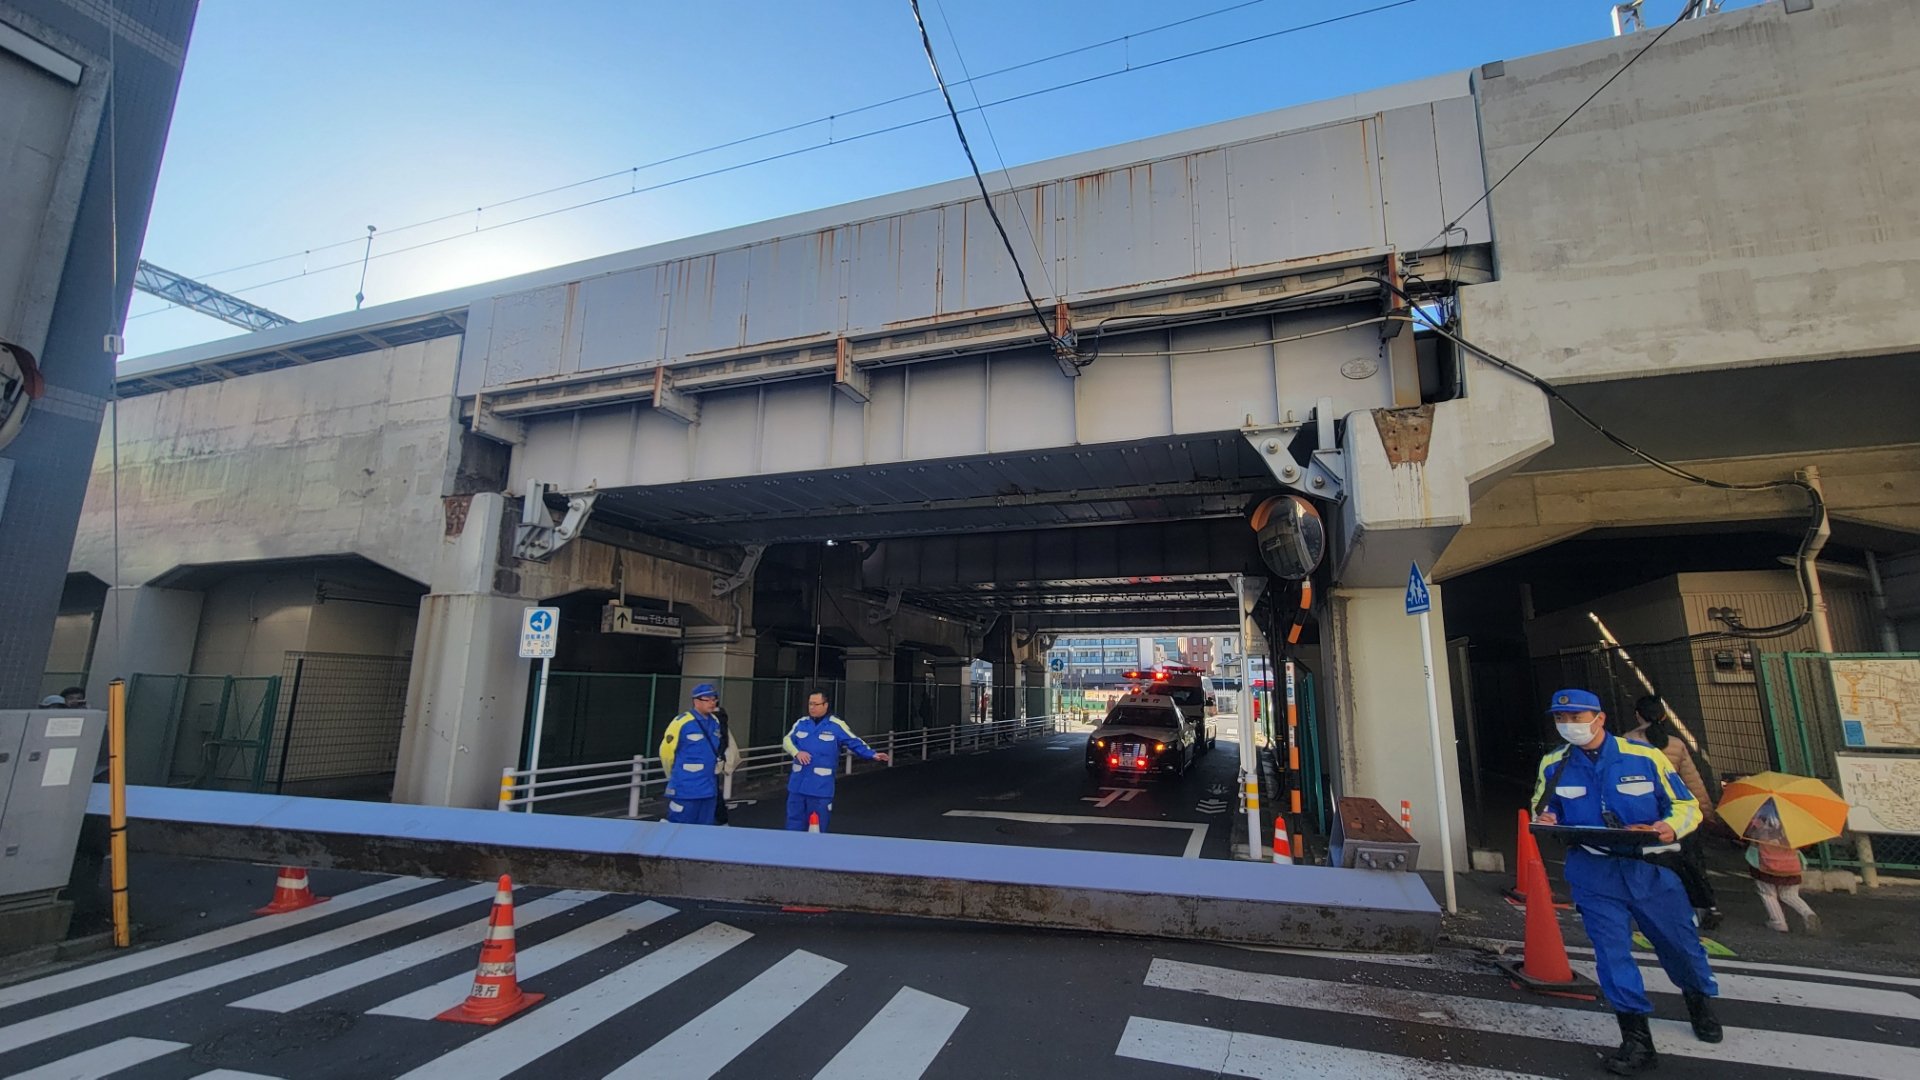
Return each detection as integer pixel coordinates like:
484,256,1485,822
438,874,544,1024
255,866,328,915
807,812,821,834
1271,820,1294,865
1400,800,1412,834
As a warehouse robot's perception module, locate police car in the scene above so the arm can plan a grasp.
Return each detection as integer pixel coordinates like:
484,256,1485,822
1120,665,1218,754
1085,692,1195,779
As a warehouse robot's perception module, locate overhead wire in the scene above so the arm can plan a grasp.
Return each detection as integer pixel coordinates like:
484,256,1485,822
131,0,1424,321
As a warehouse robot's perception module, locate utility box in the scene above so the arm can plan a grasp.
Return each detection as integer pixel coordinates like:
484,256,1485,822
1330,796,1421,872
0,709,106,947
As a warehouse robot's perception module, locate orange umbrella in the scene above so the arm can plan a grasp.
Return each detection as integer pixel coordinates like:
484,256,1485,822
1719,772,1849,849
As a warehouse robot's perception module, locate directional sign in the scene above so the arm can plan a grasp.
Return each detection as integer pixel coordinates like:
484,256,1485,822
601,602,684,639
520,606,559,659
1048,655,1067,673
1404,562,1431,615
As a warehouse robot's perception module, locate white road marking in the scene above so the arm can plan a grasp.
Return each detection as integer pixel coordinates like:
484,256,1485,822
813,986,968,1080
944,810,1208,859
1083,787,1144,808
1465,937,1920,989
1147,958,1920,1080
0,882,496,1055
8,1037,186,1079
230,890,599,1012
188,1073,285,1080
369,900,677,1020
1116,1017,1552,1079
0,876,433,1011
394,922,752,1080
605,949,845,1079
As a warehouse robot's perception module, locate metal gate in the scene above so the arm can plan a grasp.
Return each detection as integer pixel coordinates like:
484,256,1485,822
124,673,282,791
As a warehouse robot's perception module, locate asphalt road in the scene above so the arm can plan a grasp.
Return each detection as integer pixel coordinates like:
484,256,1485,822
723,729,1243,859
2,855,1914,1079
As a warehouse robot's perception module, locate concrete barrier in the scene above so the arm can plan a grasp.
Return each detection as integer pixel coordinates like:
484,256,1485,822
94,785,1442,952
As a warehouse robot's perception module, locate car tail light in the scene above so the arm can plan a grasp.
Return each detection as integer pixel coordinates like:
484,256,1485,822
1134,757,1147,768
1108,755,1118,766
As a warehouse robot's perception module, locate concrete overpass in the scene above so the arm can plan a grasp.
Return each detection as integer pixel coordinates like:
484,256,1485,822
62,0,1920,873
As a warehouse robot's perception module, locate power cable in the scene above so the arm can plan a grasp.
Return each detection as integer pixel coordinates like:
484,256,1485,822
909,0,1061,348
1422,0,1704,252
178,0,1297,286
132,0,1423,320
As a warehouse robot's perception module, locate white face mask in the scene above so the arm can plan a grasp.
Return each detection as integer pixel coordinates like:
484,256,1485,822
1557,719,1597,745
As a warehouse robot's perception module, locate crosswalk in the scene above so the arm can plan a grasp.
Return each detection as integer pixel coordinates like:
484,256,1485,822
1116,950,1920,1079
0,877,970,1080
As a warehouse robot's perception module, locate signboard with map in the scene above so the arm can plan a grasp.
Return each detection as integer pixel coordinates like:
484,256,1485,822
1830,658,1920,750
1834,754,1920,836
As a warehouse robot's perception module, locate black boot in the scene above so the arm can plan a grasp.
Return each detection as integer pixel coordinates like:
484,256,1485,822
1683,991,1723,1043
1605,1012,1658,1075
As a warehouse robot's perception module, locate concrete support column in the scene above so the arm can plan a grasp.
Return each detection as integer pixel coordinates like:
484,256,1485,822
681,627,757,747
844,647,894,734
1019,661,1048,719
85,585,206,705
1326,583,1469,873
931,658,971,727
985,616,1015,724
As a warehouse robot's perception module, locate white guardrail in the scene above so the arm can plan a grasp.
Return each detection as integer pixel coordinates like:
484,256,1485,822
498,713,1080,813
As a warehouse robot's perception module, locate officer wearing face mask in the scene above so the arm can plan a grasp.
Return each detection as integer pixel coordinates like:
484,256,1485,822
1533,689,1720,1075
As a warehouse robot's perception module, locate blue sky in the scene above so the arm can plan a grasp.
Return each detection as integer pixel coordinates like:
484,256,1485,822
125,0,1742,358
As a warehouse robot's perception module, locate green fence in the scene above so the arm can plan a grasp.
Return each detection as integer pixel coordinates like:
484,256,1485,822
1758,651,1920,874
523,673,995,771
124,673,282,791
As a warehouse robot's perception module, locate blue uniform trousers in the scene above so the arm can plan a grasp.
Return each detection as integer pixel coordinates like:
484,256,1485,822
1569,852,1718,1014
667,796,716,825
786,792,832,832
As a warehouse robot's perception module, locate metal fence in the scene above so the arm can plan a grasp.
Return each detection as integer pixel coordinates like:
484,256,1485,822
1758,652,1920,875
268,652,411,797
501,712,1062,815
123,673,282,791
522,672,998,773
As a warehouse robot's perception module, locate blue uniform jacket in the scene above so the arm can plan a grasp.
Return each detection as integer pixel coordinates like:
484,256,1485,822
784,714,877,797
1532,735,1701,897
660,710,724,799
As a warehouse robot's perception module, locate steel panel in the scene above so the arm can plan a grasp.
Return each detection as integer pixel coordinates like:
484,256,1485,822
756,382,836,474
571,404,639,488
1169,320,1280,432
863,369,907,464
847,211,941,332
1433,96,1492,244
744,232,840,346
454,299,494,396
630,409,691,486
1076,347,1174,445
1190,147,1234,277
1226,123,1382,270
688,387,762,479
578,267,666,374
482,286,569,387
1271,311,1393,417
828,391,866,468
903,357,988,460
1379,105,1447,253
941,200,1032,317
986,351,1076,453
664,249,752,359
512,414,576,491
1063,159,1200,295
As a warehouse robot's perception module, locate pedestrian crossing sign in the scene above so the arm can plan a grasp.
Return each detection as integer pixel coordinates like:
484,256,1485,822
1405,563,1431,615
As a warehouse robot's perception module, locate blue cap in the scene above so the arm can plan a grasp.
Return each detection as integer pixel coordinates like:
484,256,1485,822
690,683,718,699
1548,688,1603,713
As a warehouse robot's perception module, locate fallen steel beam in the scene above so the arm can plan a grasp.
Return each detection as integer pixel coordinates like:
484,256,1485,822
95,786,1441,953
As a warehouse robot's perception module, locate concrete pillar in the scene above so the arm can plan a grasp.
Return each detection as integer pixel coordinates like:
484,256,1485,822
985,616,1015,724
85,585,205,705
394,493,531,809
681,627,757,747
931,658,971,727
1020,660,1048,719
1326,583,1469,873
843,647,893,735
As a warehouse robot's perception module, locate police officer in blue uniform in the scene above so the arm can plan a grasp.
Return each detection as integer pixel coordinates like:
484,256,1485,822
1533,689,1721,1074
659,684,726,824
783,689,888,831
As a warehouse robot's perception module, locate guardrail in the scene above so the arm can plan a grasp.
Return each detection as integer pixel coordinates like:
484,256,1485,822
499,713,1068,814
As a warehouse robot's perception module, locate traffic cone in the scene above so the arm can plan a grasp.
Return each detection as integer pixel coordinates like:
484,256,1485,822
1503,810,1572,909
255,867,328,915
437,875,545,1025
1495,852,1596,1000
807,812,821,834
1271,819,1294,864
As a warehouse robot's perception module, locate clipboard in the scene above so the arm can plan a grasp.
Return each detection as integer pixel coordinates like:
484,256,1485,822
1529,823,1666,846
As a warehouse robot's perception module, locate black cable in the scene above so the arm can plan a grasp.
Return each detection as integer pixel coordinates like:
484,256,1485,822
1424,0,1705,252
910,0,1062,349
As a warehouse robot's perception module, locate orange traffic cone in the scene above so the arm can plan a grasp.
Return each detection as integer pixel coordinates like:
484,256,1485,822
1495,851,1595,1000
255,867,328,915
437,875,545,1025
1271,819,1294,864
1503,810,1572,909
807,812,821,834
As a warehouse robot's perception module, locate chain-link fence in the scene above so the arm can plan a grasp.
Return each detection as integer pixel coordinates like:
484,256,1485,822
123,673,281,790
524,673,996,772
268,652,411,798
1759,652,1920,875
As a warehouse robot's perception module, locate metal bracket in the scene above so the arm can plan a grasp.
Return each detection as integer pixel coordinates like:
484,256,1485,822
1242,422,1344,499
866,589,903,625
471,394,525,446
514,481,599,561
652,367,700,424
1051,301,1083,378
833,338,871,404
711,543,767,598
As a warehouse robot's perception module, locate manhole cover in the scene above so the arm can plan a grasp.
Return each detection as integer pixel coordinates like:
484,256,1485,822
193,1010,356,1065
995,822,1073,838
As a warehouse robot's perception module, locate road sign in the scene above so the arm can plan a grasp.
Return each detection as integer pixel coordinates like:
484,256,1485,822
1048,655,1066,673
1404,562,1431,615
600,603,683,638
520,607,559,659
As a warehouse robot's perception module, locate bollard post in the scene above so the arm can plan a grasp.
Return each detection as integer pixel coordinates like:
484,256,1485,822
108,679,131,948
628,756,644,819
498,767,514,811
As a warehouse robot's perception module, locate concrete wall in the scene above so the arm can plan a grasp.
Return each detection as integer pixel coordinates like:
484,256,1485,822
1461,0,1920,383
70,336,463,588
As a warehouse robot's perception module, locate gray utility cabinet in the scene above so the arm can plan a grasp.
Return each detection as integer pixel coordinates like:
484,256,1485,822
0,709,106,904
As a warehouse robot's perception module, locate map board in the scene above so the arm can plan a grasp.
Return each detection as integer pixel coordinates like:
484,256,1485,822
1834,754,1920,836
1830,658,1920,750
